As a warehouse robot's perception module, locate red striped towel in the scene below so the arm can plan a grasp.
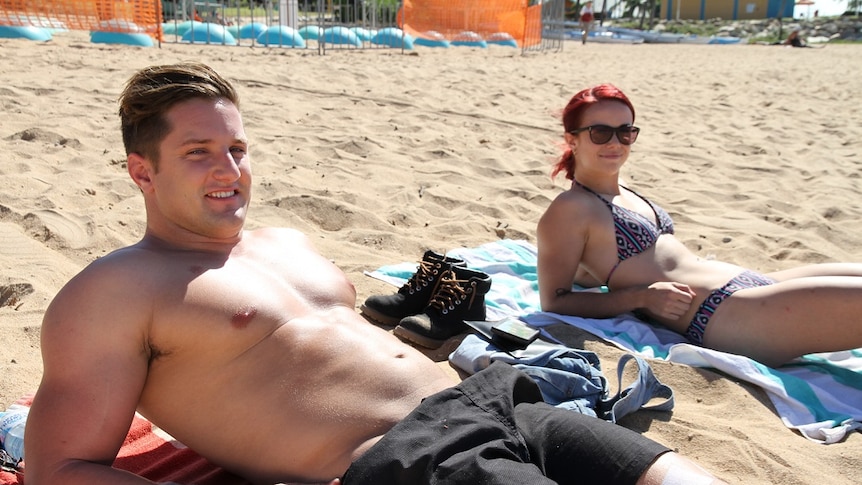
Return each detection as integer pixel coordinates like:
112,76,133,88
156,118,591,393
1,396,251,485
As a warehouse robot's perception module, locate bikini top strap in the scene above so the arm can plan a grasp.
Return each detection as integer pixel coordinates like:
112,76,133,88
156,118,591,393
575,180,668,233
621,185,660,216
573,180,614,210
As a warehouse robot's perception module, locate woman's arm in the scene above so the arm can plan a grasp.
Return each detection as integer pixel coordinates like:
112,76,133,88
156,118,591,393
537,194,644,317
537,194,694,320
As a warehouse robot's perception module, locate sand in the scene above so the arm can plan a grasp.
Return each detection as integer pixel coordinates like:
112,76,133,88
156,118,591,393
1,31,860,483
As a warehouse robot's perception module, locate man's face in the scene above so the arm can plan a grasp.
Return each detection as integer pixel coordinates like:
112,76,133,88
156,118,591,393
143,97,252,242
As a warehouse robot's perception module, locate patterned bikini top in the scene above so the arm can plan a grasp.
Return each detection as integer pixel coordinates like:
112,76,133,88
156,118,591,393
575,181,675,284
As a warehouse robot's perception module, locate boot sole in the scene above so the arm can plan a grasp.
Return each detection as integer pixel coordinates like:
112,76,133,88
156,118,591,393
359,304,402,326
392,325,449,349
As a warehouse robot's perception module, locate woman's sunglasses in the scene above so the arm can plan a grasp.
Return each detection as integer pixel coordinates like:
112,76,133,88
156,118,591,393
568,124,640,145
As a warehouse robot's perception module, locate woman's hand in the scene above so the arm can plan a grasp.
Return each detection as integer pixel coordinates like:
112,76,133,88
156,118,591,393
643,282,696,320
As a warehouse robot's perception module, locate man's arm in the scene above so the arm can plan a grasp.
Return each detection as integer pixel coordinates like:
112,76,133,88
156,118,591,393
26,261,156,484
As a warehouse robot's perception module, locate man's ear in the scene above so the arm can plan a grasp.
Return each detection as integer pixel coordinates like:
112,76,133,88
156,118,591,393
127,153,154,193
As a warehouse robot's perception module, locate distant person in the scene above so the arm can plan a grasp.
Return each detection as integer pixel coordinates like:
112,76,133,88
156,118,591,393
25,63,727,485
781,30,825,48
785,29,809,47
580,1,595,44
538,83,862,368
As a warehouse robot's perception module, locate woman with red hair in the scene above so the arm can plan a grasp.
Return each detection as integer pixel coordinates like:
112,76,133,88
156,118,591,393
537,84,862,367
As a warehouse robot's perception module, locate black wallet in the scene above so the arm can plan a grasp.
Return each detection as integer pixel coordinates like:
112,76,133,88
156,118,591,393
464,317,540,351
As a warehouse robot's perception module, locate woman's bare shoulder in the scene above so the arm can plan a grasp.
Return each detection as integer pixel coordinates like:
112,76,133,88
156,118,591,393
542,188,603,223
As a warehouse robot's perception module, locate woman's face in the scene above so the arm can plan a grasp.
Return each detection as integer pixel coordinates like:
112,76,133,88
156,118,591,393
565,100,635,176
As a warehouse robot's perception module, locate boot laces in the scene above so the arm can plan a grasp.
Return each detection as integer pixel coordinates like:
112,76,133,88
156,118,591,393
402,259,442,295
428,270,476,314
0,449,21,473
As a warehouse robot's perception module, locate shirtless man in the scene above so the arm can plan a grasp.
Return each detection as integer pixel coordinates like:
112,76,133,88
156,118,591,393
25,63,725,485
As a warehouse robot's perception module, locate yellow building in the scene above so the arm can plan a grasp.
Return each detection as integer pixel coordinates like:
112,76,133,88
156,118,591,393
659,0,795,20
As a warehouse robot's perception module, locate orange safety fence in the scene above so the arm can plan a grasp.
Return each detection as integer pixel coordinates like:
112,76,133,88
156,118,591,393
399,0,543,48
523,3,543,47
0,0,162,39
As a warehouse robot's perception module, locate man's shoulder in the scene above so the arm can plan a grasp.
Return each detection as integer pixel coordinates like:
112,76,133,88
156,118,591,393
246,227,311,246
57,241,185,300
44,244,161,329
83,242,166,273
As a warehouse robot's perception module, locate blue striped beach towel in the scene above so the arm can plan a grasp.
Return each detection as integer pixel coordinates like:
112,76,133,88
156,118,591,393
365,239,862,444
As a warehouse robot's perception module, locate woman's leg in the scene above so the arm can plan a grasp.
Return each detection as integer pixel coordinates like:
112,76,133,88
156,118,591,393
767,262,862,280
703,276,862,366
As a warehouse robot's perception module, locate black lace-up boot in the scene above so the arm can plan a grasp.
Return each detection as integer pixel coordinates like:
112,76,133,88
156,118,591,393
360,250,466,326
393,266,492,349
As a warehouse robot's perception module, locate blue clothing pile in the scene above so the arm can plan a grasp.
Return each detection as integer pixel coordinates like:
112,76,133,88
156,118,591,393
450,334,674,423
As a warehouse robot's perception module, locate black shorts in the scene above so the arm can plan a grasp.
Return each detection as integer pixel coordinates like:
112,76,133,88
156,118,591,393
342,361,669,484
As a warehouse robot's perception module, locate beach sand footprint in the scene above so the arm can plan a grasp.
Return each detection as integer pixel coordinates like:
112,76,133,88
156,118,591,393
25,209,95,250
0,283,34,309
270,194,382,232
7,127,82,149
0,222,83,304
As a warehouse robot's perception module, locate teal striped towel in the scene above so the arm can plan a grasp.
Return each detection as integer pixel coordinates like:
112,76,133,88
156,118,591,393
366,239,862,444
